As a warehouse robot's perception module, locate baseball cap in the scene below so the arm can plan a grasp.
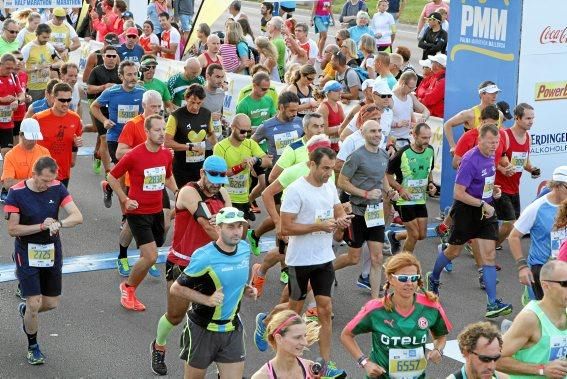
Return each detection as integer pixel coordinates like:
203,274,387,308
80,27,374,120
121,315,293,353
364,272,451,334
418,59,432,69
479,84,501,94
428,53,447,67
497,101,513,120
216,207,248,224
323,80,342,94
372,79,393,95
427,12,442,23
125,27,139,37
552,166,567,183
306,135,331,153
20,118,43,140
361,79,375,92
122,11,134,19
53,7,66,18
104,33,120,47
203,156,228,185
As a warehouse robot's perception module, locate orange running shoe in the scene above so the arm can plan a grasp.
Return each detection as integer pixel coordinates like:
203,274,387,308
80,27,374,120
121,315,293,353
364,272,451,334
304,306,318,321
120,282,145,311
251,263,266,297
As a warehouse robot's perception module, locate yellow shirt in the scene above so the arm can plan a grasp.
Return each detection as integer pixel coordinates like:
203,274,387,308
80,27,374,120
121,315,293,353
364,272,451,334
471,105,503,130
21,41,57,91
322,62,336,79
48,22,76,51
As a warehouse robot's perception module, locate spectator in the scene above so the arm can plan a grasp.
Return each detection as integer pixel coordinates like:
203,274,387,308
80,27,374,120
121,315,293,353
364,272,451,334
340,38,359,67
0,20,21,56
279,1,297,19
395,45,417,77
147,0,170,35
158,12,181,60
229,0,247,21
188,23,210,57
417,0,450,37
359,34,376,74
418,12,447,59
373,51,396,89
389,52,403,80
220,20,254,74
16,11,40,48
318,44,339,86
388,0,407,22
238,18,255,48
416,58,434,99
557,200,567,262
140,21,159,55
339,0,368,29
312,0,333,61
334,28,350,48
419,7,449,39
255,36,280,82
287,22,318,66
260,2,274,34
174,0,194,43
198,34,222,77
420,53,446,118
266,17,286,81
117,27,144,63
90,0,125,42
332,51,361,102
370,0,395,52
347,11,373,45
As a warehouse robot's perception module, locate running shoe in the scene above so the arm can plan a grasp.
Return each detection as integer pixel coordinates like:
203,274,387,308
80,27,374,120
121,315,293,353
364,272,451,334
27,344,45,365
150,340,167,376
92,153,102,175
425,272,439,295
464,241,474,256
382,238,392,256
496,245,503,251
148,265,160,278
15,284,26,301
250,201,261,214
0,187,7,203
322,361,347,379
305,307,318,322
443,261,454,273
521,286,531,306
434,223,449,244
254,313,268,352
280,268,289,284
250,263,266,297
485,299,513,318
120,282,145,311
246,229,261,256
117,258,131,277
18,302,26,319
101,180,112,208
356,275,371,291
386,230,401,254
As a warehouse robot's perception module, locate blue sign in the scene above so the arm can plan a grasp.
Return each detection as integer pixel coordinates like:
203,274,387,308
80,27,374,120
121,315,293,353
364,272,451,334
440,0,523,210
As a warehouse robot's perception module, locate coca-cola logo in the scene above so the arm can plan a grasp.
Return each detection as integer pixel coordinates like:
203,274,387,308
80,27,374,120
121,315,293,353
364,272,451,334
540,26,567,44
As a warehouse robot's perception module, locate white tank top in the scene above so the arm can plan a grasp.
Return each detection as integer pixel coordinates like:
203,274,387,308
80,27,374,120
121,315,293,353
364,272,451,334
390,93,413,139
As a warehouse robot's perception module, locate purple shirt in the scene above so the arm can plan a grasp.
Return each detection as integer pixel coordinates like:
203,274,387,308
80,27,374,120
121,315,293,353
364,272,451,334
455,146,496,202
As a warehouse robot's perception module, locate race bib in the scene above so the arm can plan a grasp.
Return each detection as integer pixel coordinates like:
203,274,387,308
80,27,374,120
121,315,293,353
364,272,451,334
186,142,206,163
314,209,333,235
364,203,385,227
28,243,55,268
298,97,313,115
143,166,166,191
51,32,66,46
117,104,138,124
227,173,247,195
551,228,567,259
274,131,298,156
30,66,49,84
482,175,495,199
510,151,528,173
549,335,567,361
388,348,427,379
405,179,428,204
0,104,12,123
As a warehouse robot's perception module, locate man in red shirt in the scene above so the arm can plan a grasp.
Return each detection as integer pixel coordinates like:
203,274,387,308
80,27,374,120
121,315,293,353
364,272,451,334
33,82,83,187
107,114,178,311
0,53,25,157
420,53,445,118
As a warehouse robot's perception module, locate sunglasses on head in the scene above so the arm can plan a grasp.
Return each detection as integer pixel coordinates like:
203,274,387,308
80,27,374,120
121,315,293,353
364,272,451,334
57,98,72,103
392,274,420,283
543,279,567,287
471,351,501,363
219,209,245,218
206,170,227,177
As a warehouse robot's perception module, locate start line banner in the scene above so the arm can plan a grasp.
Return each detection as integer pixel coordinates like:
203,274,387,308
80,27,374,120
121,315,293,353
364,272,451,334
4,0,82,8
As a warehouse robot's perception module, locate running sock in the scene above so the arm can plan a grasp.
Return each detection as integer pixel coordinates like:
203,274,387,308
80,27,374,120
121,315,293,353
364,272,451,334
432,251,451,281
26,331,37,348
156,315,175,346
118,244,128,260
483,265,498,304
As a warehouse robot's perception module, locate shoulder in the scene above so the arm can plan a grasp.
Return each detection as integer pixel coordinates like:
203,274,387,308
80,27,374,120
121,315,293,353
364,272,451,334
9,180,27,191
34,108,52,120
289,140,304,150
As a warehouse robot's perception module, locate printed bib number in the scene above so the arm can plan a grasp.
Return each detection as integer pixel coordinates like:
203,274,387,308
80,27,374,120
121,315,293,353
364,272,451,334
0,104,13,123
30,66,50,84
186,142,206,162
227,173,247,195
117,104,138,124
274,131,298,156
51,32,66,47
405,179,428,204
388,348,427,379
298,97,313,115
482,175,495,199
551,228,567,259
314,209,333,235
28,243,55,267
549,335,567,361
510,151,528,173
365,203,385,227
143,166,166,191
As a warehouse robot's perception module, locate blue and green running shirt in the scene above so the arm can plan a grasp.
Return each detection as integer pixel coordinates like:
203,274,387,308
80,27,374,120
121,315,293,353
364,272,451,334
176,240,250,332
387,145,434,206
345,293,452,379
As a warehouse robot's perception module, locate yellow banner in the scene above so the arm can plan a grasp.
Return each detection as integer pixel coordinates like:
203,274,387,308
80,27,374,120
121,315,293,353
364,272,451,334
183,0,232,56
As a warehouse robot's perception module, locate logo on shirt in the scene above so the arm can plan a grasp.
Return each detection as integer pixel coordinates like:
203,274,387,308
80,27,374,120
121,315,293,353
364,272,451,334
417,317,429,329
384,319,395,327
481,168,488,177
48,200,54,204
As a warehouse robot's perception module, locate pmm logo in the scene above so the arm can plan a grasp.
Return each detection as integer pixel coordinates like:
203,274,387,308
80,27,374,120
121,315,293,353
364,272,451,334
461,5,508,41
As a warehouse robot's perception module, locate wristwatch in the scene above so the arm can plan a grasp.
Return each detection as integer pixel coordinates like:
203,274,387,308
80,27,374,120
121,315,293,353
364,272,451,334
479,200,485,208
357,354,369,367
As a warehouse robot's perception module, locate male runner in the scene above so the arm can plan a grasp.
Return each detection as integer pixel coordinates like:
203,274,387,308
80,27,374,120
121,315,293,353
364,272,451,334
107,115,178,311
5,156,83,364
150,156,231,376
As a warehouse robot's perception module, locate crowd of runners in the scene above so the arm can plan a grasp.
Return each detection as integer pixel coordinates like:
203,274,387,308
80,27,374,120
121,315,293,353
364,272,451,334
1,0,567,378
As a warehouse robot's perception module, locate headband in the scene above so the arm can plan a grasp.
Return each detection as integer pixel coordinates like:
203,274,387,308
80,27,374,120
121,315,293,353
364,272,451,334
307,140,332,153
272,315,300,336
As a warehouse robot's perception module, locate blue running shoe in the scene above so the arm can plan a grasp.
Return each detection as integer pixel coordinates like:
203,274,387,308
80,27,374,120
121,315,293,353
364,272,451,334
148,265,160,278
486,299,513,318
27,344,45,365
322,361,347,378
356,275,371,291
117,258,131,277
425,271,440,295
254,313,268,352
443,262,453,272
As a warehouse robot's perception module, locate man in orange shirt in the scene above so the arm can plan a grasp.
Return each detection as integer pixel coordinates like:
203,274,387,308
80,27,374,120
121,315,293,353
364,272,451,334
33,82,83,187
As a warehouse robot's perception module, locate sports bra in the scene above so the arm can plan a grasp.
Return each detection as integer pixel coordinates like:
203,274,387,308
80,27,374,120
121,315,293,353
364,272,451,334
264,357,312,379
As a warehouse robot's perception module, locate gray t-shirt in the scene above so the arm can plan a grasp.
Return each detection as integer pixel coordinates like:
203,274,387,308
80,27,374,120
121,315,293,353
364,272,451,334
252,116,304,165
202,86,225,148
336,68,362,99
341,145,389,215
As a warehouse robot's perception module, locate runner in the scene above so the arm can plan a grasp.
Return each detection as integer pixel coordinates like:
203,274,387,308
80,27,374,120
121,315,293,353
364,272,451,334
317,80,344,153
202,63,226,154
386,123,436,253
24,79,60,118
164,83,216,187
5,156,83,364
11,49,30,147
507,166,567,301
236,71,277,136
171,207,257,379
48,7,80,60
0,53,25,157
150,156,231,376
167,57,204,108
341,253,451,378
426,123,513,319
139,55,174,114
106,114,178,311
497,260,567,378
33,83,83,188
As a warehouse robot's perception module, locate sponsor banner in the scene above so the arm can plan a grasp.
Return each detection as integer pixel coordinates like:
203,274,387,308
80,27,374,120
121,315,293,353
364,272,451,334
5,0,82,7
441,0,523,210
517,0,567,207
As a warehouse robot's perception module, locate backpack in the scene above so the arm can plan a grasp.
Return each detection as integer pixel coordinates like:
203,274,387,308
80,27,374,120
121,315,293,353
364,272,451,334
346,67,369,86
238,41,260,65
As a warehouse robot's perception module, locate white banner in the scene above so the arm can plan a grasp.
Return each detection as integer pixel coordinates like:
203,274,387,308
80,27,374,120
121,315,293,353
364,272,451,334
4,0,82,8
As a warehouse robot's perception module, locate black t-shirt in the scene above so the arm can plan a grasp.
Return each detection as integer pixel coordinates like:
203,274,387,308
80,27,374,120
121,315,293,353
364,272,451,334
87,64,121,100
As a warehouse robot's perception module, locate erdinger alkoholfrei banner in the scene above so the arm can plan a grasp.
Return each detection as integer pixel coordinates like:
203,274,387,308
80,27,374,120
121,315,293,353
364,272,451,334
440,0,523,211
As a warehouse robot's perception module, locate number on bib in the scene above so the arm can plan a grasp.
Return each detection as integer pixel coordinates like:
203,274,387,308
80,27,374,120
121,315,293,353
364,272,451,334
143,166,166,191
388,348,427,379
365,203,385,227
482,175,495,199
27,243,55,267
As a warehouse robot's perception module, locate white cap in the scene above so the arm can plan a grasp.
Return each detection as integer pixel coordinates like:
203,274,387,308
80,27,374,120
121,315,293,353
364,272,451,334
428,53,447,67
361,79,375,91
372,79,393,95
478,83,501,94
552,166,567,183
20,118,43,140
418,59,432,69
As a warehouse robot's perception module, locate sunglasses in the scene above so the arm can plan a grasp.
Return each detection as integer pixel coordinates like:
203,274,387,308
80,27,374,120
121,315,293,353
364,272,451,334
57,98,72,103
144,65,157,69
105,54,118,58
471,351,501,363
5,30,18,34
219,210,245,218
374,94,392,98
127,35,138,38
237,128,251,135
543,279,567,287
206,170,227,177
392,274,420,283
260,87,270,92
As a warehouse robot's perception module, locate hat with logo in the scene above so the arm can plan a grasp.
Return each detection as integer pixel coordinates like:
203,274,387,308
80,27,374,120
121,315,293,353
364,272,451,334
361,79,375,92
497,101,513,120
125,27,139,37
428,53,447,67
216,207,248,224
372,79,393,95
53,7,66,18
122,11,134,19
323,80,342,94
552,166,567,183
20,118,43,141
104,33,121,47
203,156,228,185
479,83,501,94
427,12,442,23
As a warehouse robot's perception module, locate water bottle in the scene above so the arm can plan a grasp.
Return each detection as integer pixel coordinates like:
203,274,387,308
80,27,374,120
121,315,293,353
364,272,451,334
310,357,325,375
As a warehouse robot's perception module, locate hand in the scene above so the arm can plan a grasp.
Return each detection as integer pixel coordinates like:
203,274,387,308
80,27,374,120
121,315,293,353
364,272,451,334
48,220,62,236
375,32,382,39
207,287,224,307
398,188,412,201
387,146,396,158
341,202,352,214
389,190,400,202
244,157,258,169
211,112,221,121
89,9,98,19
518,266,534,286
319,219,337,233
428,183,437,196
209,214,217,226
309,99,319,108
399,119,410,128
531,167,541,179
482,203,495,218
544,360,567,379
3,95,16,103
244,284,258,300
504,163,515,177
366,189,382,200
10,100,18,110
124,198,139,211
449,146,455,156
493,185,502,200
363,361,385,378
190,144,204,155
25,94,32,103
336,214,354,229
41,218,57,230
427,348,442,364
73,135,83,147
103,119,115,129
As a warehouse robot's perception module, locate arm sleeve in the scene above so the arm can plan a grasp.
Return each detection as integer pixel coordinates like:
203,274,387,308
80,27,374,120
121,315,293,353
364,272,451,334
454,157,475,188
1,153,16,181
454,132,475,158
118,121,135,145
344,300,380,334
109,150,131,179
346,69,361,89
276,146,294,169
421,79,445,107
